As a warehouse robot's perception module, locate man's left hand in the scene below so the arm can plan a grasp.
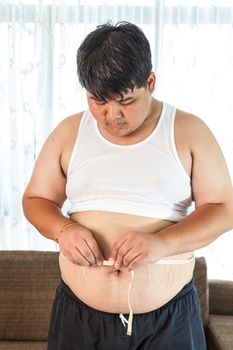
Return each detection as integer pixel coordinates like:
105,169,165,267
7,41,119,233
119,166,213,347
109,231,166,271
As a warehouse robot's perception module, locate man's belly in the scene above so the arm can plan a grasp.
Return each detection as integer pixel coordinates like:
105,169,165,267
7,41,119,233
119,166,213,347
59,211,195,314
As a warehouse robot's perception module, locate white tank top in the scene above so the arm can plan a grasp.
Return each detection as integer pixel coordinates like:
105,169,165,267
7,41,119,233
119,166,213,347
66,102,192,222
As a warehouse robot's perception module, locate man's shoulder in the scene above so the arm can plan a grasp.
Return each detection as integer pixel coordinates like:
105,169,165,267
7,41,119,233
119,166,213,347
59,110,84,129
44,111,85,152
175,108,209,135
53,111,84,138
175,108,202,124
174,107,217,151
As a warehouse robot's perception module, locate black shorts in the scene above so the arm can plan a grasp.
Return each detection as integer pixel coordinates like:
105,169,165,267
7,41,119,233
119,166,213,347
47,278,206,350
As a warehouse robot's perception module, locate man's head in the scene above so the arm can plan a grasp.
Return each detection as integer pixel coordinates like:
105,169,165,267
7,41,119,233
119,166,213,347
76,21,152,101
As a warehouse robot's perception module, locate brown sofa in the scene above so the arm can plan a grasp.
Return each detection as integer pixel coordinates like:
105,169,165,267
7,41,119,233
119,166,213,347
0,251,232,349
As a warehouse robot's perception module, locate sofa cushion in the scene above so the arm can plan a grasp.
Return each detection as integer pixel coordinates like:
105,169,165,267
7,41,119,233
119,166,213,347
0,251,60,341
207,315,233,350
209,279,233,315
0,341,47,350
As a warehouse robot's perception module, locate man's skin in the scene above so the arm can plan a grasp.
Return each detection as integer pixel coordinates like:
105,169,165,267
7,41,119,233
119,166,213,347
22,72,233,313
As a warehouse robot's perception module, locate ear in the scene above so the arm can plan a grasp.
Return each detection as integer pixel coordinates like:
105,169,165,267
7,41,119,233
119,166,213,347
147,72,156,94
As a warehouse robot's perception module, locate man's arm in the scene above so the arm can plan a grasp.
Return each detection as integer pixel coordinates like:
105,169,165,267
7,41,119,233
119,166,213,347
155,114,233,257
22,117,74,241
110,114,233,271
22,114,104,266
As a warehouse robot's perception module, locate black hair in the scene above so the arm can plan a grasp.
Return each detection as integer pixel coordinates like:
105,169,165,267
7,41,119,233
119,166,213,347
76,21,152,101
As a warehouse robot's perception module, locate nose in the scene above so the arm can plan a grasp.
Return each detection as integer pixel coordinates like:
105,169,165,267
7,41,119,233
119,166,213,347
106,101,122,120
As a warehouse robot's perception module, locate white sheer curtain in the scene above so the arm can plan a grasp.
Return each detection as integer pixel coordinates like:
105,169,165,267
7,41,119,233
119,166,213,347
0,0,233,279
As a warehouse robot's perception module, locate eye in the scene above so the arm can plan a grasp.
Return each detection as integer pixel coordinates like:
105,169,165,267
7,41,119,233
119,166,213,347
120,100,134,106
93,98,106,106
89,96,106,105
94,100,106,106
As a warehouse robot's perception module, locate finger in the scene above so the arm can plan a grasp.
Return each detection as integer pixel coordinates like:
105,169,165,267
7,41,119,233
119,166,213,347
84,238,104,266
110,237,128,266
114,244,133,270
126,253,143,271
68,249,90,266
109,247,117,264
77,240,97,265
109,243,118,263
123,248,141,267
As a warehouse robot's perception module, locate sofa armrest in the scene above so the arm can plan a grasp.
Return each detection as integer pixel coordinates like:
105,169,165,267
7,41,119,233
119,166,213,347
209,279,233,315
193,257,209,327
0,250,60,341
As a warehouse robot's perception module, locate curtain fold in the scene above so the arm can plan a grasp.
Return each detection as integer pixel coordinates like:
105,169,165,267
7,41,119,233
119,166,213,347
0,0,233,279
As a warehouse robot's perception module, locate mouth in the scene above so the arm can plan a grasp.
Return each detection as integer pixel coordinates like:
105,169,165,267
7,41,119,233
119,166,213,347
107,123,126,129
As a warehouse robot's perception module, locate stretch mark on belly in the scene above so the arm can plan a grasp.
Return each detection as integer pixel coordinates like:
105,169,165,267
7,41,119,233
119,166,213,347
103,257,194,336
60,255,194,336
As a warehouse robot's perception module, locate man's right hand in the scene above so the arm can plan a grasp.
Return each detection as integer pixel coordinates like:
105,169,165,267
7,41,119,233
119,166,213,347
58,224,104,267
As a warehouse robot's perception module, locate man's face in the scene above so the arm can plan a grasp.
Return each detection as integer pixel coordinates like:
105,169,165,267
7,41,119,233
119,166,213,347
86,73,155,140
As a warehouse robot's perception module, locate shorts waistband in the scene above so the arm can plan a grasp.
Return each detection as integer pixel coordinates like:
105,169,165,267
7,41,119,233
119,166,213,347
58,277,194,316
169,278,194,303
59,279,118,315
